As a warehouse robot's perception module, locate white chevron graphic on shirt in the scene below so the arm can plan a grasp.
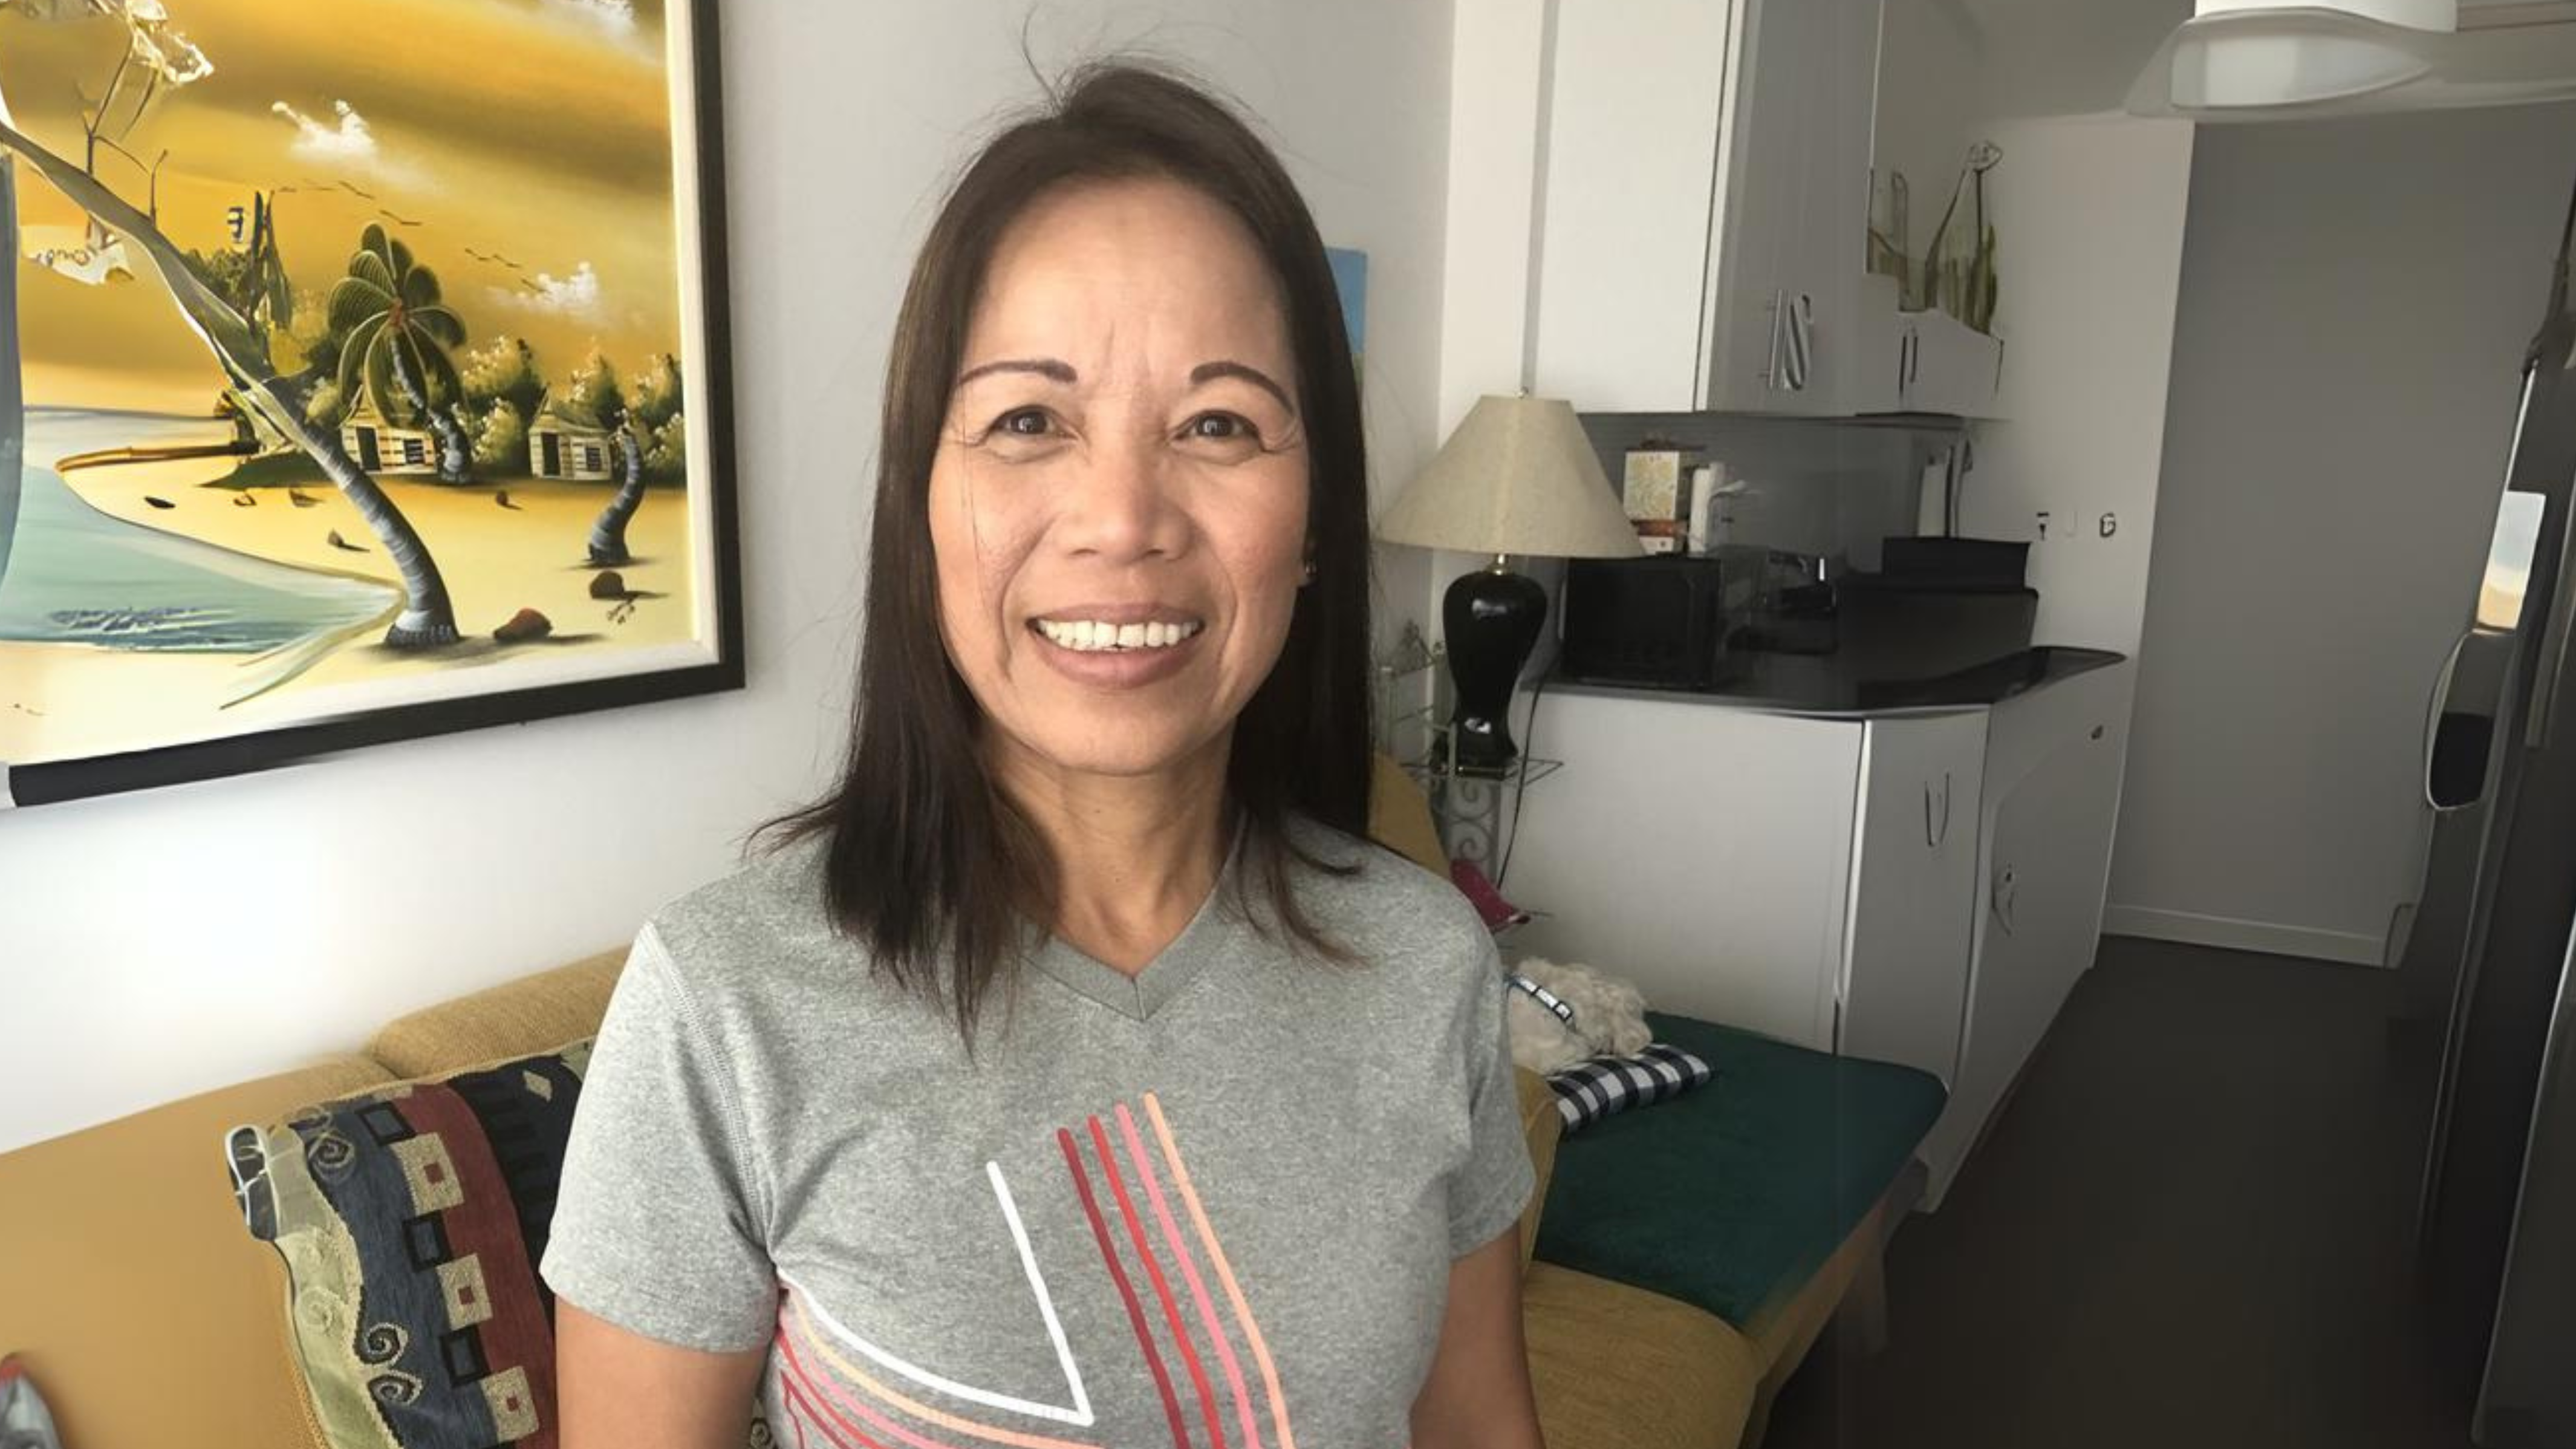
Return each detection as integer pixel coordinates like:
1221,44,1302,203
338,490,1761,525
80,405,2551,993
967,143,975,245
778,1159,1094,1426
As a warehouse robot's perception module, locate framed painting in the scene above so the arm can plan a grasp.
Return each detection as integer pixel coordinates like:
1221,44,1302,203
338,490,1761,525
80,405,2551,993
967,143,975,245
0,0,740,809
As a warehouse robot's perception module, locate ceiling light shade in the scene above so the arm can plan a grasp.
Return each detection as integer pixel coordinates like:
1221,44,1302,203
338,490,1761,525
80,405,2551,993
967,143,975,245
2168,15,2435,107
2133,4,2451,115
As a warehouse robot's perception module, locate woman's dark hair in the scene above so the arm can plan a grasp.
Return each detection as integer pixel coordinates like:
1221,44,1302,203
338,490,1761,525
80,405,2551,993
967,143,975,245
766,61,1374,1046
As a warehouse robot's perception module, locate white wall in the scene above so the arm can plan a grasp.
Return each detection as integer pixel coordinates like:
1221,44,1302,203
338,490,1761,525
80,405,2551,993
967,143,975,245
1958,0,2191,120
2106,103,2576,967
0,0,1459,1154
1962,112,2196,655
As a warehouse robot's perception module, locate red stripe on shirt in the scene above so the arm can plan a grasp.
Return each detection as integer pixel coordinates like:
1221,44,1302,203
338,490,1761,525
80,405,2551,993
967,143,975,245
1088,1113,1229,1449
1058,1125,1192,1448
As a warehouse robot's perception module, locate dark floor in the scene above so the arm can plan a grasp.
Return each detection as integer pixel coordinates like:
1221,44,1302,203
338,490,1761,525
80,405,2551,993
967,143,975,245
1764,936,2477,1449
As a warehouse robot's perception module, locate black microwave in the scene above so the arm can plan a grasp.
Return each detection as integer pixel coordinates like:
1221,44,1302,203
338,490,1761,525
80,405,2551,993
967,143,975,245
1558,555,1732,689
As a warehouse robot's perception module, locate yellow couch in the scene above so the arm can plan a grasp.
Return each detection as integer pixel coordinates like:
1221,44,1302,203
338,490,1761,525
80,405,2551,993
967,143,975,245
0,773,1893,1447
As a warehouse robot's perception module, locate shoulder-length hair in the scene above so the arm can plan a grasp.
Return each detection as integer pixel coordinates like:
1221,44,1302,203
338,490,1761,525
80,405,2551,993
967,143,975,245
768,61,1374,1047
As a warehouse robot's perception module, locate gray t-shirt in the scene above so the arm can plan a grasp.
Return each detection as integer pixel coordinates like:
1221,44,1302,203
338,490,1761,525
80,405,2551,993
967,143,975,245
539,816,1534,1447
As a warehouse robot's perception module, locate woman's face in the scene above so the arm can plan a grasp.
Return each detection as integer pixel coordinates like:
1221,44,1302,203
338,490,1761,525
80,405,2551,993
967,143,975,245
928,175,1311,786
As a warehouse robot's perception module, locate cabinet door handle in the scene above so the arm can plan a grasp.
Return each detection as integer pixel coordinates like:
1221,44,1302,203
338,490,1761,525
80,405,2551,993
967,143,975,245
1992,864,2019,935
1763,289,1787,390
1924,772,1954,848
1781,293,1814,392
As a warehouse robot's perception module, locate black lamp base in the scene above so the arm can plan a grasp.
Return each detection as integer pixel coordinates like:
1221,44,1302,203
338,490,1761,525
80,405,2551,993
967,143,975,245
1443,561,1547,777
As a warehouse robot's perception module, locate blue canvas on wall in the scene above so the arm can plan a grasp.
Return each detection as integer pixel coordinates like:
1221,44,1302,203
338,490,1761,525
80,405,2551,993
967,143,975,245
1327,246,1367,382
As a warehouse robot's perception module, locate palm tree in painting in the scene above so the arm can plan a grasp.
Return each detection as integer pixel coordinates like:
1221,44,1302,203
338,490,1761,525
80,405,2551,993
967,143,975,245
330,224,471,484
0,119,460,646
586,405,649,565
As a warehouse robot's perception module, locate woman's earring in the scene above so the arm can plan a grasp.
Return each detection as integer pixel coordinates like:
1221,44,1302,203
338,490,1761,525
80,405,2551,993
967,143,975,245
1299,559,1318,586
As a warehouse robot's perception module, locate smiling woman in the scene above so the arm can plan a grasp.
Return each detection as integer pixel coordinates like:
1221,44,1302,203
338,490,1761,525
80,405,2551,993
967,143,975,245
541,62,1544,1449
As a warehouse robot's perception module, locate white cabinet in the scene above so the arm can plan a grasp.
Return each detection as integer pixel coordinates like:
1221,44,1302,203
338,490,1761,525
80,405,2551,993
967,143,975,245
1501,665,2132,1211
1896,307,2006,418
1531,0,1733,415
1532,0,1881,415
1839,711,1988,1087
1848,275,2009,418
1503,691,1862,1044
1501,692,1987,1095
1916,660,2134,1208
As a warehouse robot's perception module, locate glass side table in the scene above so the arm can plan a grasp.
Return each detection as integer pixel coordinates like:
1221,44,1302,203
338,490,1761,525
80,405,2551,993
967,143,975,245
1400,727,1562,871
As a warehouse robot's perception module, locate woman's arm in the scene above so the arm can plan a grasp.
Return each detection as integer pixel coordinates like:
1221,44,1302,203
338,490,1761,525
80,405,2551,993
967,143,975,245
1409,1226,1548,1449
557,1300,770,1449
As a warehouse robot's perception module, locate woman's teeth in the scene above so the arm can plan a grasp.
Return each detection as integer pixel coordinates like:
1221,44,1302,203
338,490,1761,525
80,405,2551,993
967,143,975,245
1035,618,1205,653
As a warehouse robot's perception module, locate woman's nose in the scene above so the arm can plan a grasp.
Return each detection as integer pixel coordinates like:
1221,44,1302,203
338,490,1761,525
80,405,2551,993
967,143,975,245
1056,432,1189,562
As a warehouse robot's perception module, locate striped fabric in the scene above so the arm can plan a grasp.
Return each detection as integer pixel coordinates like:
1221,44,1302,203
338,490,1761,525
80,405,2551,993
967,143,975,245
1545,1046,1714,1135
770,1091,1301,1449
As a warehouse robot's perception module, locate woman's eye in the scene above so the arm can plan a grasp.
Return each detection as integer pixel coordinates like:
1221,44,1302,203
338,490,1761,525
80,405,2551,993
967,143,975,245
996,408,1054,438
1183,412,1259,443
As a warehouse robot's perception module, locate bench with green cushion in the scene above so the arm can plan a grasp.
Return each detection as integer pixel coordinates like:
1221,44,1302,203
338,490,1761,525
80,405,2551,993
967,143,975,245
1532,1010,1949,1330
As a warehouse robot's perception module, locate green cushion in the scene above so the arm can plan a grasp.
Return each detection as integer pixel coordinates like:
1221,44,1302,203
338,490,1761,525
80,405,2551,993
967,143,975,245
1532,1011,1947,1327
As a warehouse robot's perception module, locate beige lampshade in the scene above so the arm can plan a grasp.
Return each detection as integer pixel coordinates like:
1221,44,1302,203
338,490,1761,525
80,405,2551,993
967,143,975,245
1375,394,1644,560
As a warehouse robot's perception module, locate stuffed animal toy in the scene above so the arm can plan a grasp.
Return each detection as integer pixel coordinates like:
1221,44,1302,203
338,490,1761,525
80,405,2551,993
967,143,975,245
1502,956,1653,1075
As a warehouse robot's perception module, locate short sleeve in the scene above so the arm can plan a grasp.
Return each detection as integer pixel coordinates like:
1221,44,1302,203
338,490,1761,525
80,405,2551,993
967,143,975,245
541,923,778,1351
1445,934,1538,1259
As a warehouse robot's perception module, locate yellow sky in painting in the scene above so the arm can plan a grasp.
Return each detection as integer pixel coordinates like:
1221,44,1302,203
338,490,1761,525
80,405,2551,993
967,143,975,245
3,0,686,412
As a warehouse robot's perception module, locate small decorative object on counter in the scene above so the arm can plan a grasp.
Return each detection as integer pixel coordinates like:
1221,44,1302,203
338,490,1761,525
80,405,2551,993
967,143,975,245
1686,463,1739,554
1621,440,1703,527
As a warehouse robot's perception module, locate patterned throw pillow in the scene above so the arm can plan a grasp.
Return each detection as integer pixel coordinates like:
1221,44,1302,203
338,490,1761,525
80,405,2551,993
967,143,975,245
1546,1044,1714,1135
224,1043,593,1449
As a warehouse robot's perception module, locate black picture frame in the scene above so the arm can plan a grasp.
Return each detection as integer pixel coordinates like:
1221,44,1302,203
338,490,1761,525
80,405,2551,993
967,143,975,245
1,0,746,810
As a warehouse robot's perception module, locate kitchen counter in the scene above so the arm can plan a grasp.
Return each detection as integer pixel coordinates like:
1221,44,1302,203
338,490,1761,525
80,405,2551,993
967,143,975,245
1548,645,2129,717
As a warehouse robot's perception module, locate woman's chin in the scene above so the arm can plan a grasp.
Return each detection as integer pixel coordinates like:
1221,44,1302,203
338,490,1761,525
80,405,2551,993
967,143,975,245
1003,722,1229,786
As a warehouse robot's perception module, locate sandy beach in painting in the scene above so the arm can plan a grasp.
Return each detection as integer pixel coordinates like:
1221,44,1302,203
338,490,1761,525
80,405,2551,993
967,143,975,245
1,0,713,771
0,435,692,766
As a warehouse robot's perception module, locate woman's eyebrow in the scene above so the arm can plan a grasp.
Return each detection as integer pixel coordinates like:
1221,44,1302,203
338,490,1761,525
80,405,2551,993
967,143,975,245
1190,360,1295,413
954,357,1077,388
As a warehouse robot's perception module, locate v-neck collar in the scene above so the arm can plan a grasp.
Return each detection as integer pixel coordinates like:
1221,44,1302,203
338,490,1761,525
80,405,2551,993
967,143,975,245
1026,823,1246,1023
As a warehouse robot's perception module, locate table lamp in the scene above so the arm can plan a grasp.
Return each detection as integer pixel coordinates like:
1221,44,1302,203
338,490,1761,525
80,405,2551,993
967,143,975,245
1376,394,1642,775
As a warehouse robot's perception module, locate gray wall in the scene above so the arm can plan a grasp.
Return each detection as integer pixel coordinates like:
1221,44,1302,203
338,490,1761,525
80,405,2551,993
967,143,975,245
2108,103,2576,965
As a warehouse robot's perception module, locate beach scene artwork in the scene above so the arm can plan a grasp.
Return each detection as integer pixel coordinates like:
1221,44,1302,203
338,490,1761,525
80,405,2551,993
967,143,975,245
0,0,731,796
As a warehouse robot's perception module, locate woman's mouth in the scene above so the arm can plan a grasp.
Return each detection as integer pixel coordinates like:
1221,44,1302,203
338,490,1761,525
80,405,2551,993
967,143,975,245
1029,616,1206,653
1026,610,1208,688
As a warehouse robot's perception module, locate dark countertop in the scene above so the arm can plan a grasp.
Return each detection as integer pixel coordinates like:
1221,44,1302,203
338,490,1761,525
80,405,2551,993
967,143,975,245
1549,645,2130,717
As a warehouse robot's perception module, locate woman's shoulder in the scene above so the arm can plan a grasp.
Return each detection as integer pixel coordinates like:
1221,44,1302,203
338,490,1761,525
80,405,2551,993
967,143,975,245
644,833,836,962
623,835,929,1025
1277,813,1492,971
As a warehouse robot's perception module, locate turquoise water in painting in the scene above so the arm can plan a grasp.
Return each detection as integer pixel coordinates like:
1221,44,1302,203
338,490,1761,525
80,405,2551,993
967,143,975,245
0,408,395,653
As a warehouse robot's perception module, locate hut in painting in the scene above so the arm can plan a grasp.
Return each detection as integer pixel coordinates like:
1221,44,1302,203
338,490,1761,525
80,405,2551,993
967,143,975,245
529,400,616,483
339,391,440,477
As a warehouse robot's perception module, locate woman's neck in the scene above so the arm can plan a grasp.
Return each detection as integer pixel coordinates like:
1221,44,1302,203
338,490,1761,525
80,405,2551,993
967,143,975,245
990,732,1234,976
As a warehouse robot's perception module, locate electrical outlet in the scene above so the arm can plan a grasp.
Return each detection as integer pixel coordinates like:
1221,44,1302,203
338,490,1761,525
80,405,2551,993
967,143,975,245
2035,510,2052,541
2100,512,2119,539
